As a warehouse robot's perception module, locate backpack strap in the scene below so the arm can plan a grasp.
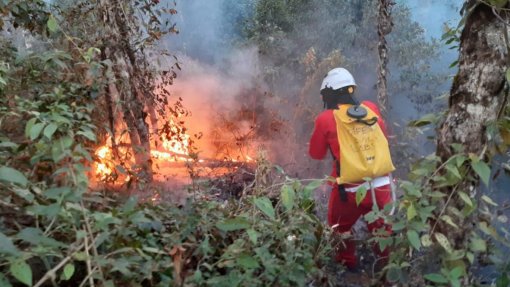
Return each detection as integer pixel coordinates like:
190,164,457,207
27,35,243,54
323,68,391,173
330,148,347,202
335,158,348,202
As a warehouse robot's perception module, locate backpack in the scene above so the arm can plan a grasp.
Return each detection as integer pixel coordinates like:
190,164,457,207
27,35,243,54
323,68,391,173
333,103,395,184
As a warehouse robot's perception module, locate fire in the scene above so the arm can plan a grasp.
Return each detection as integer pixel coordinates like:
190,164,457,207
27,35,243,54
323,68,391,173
95,146,113,180
162,132,189,155
150,119,192,162
92,117,255,182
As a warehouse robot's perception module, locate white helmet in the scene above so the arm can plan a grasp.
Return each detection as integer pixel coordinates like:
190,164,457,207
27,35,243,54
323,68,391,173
320,68,356,91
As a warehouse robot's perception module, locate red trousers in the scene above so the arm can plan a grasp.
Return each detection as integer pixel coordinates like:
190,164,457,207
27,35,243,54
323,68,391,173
327,184,392,269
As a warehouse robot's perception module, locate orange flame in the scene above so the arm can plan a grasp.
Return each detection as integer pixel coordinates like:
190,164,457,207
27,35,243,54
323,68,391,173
93,117,255,182
95,146,113,180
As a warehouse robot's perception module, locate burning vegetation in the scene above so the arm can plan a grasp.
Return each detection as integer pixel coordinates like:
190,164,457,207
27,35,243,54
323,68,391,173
91,85,284,193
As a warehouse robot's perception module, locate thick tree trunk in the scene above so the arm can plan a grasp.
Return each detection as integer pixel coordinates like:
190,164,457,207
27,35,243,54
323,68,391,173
437,3,508,160
436,2,508,249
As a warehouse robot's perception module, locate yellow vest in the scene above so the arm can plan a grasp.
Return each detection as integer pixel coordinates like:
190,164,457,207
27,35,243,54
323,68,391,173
333,104,395,184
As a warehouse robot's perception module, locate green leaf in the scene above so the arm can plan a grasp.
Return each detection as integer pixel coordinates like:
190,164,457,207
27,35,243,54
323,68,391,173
355,186,367,206
481,195,498,206
386,267,402,283
29,123,45,141
377,237,393,252
142,247,166,255
77,130,96,141
24,118,36,138
11,187,34,202
44,187,71,200
440,215,459,229
446,164,462,179
47,15,58,32
449,60,459,68
470,238,487,252
434,232,453,253
43,123,58,139
17,227,64,248
236,254,259,269
0,273,13,287
254,197,275,219
407,230,421,251
61,136,74,148
450,144,464,153
450,266,464,279
0,166,28,186
247,229,258,244
121,196,137,212
424,273,448,284
27,203,61,218
479,222,505,243
216,218,250,232
303,180,323,195
51,140,66,163
506,67,510,84
0,141,19,149
409,113,438,127
496,272,510,287
471,160,490,187
392,221,406,231
421,234,432,247
281,185,295,211
73,252,87,261
455,155,467,167
407,203,417,220
62,263,75,280
466,252,474,264
0,231,19,256
458,191,473,207
428,191,447,198
402,181,421,197
10,261,32,286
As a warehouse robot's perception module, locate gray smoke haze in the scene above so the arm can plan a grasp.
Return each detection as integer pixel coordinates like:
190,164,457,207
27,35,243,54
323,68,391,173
160,0,464,176
163,47,264,159
159,0,270,161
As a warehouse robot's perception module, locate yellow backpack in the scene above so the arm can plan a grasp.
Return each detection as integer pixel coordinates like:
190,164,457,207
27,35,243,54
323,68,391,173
333,104,395,184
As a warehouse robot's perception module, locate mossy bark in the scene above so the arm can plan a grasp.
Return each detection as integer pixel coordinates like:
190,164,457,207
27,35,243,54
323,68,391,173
436,1,508,251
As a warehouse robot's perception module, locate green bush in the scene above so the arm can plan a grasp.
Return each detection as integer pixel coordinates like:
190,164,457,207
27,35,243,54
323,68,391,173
0,176,331,286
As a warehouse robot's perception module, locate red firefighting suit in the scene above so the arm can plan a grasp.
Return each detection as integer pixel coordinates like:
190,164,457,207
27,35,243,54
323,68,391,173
309,100,392,269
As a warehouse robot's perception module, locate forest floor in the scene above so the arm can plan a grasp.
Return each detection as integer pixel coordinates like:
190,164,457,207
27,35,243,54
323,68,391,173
108,163,420,287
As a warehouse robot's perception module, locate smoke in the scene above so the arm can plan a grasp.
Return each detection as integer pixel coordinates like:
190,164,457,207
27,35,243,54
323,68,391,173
159,0,464,178
165,47,267,159
158,0,280,161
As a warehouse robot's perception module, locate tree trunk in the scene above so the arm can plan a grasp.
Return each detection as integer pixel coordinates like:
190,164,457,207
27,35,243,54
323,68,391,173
96,0,155,182
376,0,393,113
436,1,509,248
114,56,153,182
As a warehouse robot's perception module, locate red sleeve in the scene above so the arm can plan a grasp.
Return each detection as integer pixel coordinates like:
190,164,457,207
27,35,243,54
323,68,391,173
309,116,328,160
363,101,388,137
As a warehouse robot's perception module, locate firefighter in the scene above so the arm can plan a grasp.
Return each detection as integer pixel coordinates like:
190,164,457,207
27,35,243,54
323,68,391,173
309,67,392,271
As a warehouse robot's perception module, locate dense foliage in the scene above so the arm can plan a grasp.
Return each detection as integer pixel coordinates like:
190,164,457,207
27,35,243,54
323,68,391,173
0,1,332,286
1,0,510,286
